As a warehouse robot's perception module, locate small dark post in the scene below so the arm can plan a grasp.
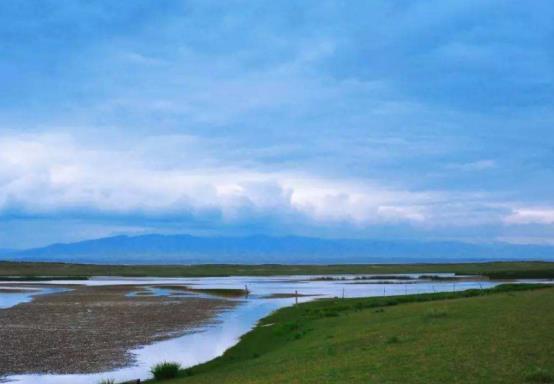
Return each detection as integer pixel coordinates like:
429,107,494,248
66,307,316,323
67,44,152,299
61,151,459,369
295,290,298,304
245,284,249,297
383,286,386,297
136,379,141,384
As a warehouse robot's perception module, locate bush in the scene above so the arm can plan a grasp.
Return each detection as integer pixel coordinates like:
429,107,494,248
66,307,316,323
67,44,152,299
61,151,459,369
99,379,115,384
151,361,182,380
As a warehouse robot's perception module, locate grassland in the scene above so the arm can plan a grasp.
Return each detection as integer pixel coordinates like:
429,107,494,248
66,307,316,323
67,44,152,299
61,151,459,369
1,260,554,279
148,284,554,384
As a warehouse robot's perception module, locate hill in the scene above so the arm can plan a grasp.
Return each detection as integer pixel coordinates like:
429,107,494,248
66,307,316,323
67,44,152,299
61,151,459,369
2,234,554,264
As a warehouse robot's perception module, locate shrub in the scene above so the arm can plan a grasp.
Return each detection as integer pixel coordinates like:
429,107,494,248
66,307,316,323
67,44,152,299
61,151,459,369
99,379,115,384
151,361,182,380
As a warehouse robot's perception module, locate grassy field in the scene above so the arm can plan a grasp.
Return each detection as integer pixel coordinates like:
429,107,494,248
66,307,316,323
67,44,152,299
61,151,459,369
149,284,554,384
1,260,554,279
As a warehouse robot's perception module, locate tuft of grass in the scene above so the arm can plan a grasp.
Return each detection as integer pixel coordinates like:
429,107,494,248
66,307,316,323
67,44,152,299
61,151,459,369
98,379,115,384
151,361,182,380
386,335,400,344
526,368,554,383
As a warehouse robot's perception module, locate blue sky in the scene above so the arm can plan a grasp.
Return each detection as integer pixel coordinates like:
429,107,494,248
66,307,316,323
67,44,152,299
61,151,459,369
1,0,554,248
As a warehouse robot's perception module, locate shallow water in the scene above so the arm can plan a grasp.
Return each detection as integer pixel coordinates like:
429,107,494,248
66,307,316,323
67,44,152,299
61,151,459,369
0,287,67,309
2,275,500,383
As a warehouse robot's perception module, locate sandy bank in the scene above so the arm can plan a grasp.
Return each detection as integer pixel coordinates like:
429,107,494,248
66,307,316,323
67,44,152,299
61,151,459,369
0,284,237,376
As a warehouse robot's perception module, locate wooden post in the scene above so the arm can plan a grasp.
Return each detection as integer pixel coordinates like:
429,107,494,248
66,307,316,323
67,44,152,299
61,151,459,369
245,284,249,297
383,286,386,297
295,290,298,304
342,288,345,299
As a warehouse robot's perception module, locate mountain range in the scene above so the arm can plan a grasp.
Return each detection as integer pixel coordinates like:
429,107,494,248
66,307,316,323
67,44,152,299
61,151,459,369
2,234,554,264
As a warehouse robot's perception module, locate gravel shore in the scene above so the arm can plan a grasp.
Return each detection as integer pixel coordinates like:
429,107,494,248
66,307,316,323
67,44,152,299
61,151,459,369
0,285,237,376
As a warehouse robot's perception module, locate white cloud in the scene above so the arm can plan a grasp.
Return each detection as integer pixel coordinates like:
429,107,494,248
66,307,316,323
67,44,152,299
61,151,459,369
3,132,547,238
0,132,438,226
504,208,554,225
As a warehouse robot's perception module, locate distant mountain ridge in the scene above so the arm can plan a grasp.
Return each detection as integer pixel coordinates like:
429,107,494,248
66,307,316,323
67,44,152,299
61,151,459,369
2,234,554,264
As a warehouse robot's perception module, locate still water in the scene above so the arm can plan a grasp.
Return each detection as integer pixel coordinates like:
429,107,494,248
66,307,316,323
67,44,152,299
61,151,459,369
0,286,67,309
1,275,499,383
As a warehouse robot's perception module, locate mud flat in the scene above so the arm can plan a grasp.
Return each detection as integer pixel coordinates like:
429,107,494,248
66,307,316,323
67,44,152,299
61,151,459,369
0,285,237,376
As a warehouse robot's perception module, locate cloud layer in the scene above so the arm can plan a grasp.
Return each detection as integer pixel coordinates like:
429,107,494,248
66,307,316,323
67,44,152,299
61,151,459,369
1,1,553,247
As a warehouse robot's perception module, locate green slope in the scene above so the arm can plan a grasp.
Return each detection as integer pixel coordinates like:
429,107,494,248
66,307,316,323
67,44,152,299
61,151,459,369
154,285,554,384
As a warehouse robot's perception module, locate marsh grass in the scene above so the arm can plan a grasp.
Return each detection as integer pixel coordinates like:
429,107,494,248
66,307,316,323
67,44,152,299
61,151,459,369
98,379,115,384
151,362,182,380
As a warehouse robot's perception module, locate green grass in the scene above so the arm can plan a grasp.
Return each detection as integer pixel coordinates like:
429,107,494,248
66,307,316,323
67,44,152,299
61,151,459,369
525,367,554,383
0,275,89,281
146,284,554,384
1,261,554,278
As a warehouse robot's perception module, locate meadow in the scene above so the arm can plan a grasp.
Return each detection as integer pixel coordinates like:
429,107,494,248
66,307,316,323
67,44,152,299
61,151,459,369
146,284,554,384
1,260,554,279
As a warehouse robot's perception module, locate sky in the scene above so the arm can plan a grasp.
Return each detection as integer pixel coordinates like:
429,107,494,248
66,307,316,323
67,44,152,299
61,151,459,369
1,0,554,248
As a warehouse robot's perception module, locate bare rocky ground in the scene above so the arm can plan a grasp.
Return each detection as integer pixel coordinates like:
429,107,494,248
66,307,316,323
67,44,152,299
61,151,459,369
0,285,237,376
